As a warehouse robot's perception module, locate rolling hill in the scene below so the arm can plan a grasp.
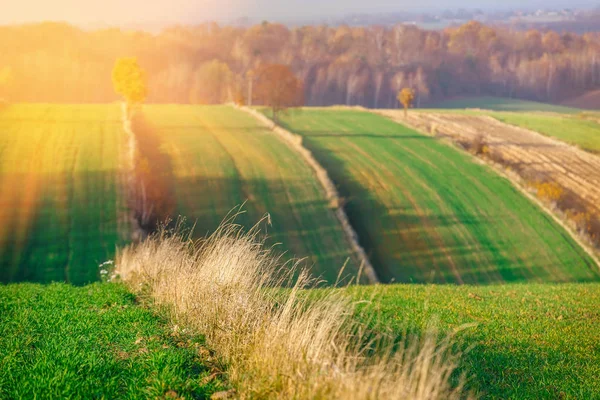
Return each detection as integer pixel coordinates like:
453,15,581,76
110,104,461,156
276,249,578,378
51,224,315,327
269,108,599,284
428,96,581,113
0,104,130,284
350,282,600,399
138,105,362,283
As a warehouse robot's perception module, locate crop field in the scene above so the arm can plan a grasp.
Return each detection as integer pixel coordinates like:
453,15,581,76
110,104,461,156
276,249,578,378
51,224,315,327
428,96,580,113
0,104,130,285
0,283,224,398
489,112,600,154
387,110,600,217
349,283,600,399
139,105,360,283
272,108,599,284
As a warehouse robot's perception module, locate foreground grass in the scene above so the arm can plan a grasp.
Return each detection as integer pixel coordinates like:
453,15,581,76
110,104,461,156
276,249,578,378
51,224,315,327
117,225,467,399
271,108,597,284
350,283,600,399
0,283,224,399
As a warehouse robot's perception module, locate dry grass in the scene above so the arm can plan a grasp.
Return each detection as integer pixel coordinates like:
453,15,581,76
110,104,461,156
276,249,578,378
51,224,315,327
116,218,469,399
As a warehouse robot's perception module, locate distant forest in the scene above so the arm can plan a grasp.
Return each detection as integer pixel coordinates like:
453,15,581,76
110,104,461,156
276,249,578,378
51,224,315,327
1,21,600,107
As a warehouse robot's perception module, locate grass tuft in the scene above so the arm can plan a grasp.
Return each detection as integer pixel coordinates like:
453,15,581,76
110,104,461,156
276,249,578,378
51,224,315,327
116,220,469,399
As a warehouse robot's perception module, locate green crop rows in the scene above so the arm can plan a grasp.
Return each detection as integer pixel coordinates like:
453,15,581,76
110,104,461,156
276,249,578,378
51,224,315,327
272,108,599,284
0,104,129,284
141,105,360,283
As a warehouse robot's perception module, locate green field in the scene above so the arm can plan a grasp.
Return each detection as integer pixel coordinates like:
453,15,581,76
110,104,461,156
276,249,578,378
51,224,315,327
350,283,600,399
271,108,599,284
0,283,225,398
140,105,360,283
489,112,600,153
0,104,129,285
428,96,580,113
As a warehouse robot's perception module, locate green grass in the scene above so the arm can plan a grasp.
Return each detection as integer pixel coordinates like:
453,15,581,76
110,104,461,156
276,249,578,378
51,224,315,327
348,283,600,399
0,282,225,399
489,112,600,154
429,96,580,114
0,104,130,285
270,108,599,284
140,105,360,283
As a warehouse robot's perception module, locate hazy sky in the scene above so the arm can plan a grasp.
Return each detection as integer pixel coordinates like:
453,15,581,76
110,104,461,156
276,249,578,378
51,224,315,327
3,0,599,25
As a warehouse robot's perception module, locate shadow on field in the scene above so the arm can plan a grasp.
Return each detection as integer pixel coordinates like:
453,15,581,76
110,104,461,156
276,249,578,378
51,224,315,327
130,112,177,233
150,172,367,285
287,134,600,285
299,132,435,140
0,171,129,286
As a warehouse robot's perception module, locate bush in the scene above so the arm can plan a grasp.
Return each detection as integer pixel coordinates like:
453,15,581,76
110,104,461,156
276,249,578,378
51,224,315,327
535,182,564,204
471,135,490,156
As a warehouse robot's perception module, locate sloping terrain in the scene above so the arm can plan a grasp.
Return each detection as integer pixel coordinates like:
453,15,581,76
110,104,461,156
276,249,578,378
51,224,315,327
0,283,225,398
140,105,361,283
350,283,600,399
385,111,600,217
561,89,600,110
428,96,580,113
0,104,130,284
271,108,598,284
489,112,600,154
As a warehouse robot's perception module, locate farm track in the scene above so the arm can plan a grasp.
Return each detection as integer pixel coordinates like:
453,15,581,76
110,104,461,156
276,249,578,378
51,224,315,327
382,111,600,216
273,108,599,284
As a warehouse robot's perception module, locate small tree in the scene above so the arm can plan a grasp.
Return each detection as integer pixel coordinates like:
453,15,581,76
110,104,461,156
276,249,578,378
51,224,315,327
254,64,303,122
112,58,147,112
397,88,415,117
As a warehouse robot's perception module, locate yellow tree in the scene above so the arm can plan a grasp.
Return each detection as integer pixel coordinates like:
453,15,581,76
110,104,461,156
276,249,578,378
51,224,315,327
112,58,147,111
397,88,414,117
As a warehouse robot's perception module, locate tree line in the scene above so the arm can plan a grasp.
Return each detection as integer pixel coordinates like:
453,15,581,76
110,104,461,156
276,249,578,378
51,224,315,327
1,21,600,106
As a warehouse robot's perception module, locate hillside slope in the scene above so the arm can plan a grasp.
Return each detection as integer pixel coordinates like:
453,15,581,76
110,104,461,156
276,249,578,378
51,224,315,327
140,105,361,283
271,108,598,284
0,104,130,284
0,283,224,398
429,96,580,113
349,283,600,399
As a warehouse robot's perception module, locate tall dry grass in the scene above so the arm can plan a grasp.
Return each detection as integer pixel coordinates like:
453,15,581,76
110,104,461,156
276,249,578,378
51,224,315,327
116,219,469,399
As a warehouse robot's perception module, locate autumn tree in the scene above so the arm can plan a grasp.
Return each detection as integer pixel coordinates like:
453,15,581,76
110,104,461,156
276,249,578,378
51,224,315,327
254,64,303,122
397,88,415,117
112,58,147,111
189,60,232,104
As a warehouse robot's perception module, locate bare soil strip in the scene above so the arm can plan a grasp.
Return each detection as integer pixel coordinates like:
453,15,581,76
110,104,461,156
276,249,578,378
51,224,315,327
238,105,378,283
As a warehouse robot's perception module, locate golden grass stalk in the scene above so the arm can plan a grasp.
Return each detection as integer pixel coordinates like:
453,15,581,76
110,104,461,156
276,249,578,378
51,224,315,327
116,220,468,399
